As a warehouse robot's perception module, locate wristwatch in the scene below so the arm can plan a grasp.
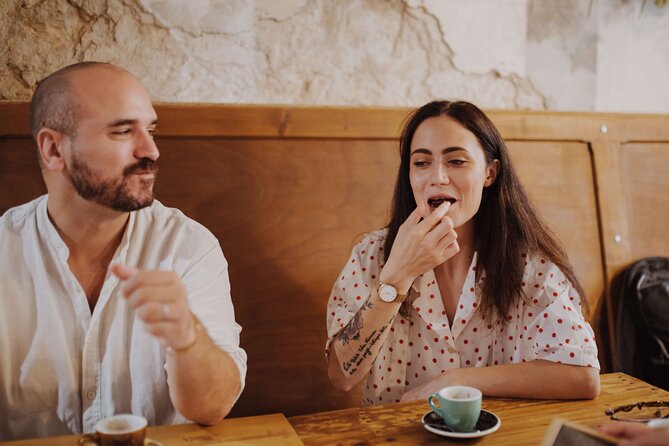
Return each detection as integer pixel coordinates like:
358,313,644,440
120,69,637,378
375,280,409,303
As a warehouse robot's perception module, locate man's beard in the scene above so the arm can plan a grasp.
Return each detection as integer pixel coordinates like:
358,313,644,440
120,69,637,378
67,149,159,212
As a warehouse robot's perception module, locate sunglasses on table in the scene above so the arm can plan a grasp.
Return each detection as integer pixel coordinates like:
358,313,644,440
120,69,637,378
605,401,669,422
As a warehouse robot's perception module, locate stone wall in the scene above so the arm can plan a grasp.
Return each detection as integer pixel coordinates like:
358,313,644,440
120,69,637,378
1,0,668,112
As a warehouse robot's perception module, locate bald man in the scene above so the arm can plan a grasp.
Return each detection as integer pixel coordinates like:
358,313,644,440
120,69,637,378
0,62,246,440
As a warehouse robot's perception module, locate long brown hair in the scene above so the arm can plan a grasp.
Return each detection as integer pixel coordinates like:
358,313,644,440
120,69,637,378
384,100,586,322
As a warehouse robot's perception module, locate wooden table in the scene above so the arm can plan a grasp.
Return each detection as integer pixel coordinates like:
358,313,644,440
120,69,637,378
1,414,304,446
289,373,669,445
2,373,666,445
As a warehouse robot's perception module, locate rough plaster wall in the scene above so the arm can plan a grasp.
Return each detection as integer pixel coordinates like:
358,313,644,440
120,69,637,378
1,0,668,112
526,0,598,111
596,0,669,113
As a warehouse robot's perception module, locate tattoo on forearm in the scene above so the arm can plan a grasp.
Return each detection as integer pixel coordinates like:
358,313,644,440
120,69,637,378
341,323,387,376
337,300,373,345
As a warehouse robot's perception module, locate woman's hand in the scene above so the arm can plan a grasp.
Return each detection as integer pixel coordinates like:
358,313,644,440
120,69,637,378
400,369,462,402
381,201,459,293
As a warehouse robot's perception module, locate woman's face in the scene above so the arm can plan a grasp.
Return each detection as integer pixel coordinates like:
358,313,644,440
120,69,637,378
409,115,499,230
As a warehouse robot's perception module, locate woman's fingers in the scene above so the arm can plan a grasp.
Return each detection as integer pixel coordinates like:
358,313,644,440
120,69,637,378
419,201,451,232
441,239,460,261
386,201,455,283
401,202,426,228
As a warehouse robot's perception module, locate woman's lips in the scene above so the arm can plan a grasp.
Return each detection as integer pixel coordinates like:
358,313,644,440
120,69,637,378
427,197,457,209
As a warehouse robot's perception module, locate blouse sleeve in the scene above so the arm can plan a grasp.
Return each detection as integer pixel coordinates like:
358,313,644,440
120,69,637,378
325,232,384,356
519,256,600,370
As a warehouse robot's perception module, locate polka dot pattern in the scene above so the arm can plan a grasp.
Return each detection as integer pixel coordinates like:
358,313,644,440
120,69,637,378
326,230,600,405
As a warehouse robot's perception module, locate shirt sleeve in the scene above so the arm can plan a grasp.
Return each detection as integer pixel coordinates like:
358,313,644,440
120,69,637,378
325,232,384,356
519,256,600,370
179,243,248,395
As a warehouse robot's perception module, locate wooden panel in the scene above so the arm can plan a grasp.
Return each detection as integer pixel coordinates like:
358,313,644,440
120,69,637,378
3,101,669,142
0,138,46,214
154,138,399,417
620,142,669,260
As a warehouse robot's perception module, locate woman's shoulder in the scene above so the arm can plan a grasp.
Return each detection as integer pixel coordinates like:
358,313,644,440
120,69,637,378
346,229,388,267
520,251,578,305
351,229,387,251
363,228,388,242
521,252,568,280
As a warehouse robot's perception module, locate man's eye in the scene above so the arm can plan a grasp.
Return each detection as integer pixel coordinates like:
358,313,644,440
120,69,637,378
148,128,157,136
112,129,132,135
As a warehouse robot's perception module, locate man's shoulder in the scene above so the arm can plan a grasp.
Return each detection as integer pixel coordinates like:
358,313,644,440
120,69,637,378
0,196,45,233
136,200,217,242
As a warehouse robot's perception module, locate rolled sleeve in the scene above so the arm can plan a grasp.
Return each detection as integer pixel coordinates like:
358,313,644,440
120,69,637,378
521,261,599,370
325,232,383,357
181,245,248,395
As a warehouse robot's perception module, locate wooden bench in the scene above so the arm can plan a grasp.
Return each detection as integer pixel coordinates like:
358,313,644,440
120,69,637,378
2,103,669,418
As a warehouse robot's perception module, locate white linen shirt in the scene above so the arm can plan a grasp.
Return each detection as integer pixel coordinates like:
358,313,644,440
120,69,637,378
0,195,247,441
326,230,599,405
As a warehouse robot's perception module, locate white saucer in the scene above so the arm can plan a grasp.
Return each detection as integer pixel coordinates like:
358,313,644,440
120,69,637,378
422,409,501,439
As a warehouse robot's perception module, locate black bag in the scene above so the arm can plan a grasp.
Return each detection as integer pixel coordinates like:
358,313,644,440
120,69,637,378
615,257,669,390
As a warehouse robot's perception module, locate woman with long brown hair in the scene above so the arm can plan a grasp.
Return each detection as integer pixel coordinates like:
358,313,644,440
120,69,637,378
326,100,600,405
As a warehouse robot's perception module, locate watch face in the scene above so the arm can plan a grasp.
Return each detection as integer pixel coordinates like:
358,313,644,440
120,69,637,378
379,284,398,302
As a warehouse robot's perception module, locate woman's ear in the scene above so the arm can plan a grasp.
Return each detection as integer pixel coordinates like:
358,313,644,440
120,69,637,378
36,128,68,171
484,159,500,187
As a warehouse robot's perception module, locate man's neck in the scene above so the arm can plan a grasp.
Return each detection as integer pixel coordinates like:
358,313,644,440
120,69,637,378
46,194,131,308
47,194,130,261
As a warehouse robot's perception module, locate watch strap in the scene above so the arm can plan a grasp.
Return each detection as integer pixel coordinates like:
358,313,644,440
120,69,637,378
375,280,409,303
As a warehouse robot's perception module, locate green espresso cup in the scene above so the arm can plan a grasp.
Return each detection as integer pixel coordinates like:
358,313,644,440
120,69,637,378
427,386,482,432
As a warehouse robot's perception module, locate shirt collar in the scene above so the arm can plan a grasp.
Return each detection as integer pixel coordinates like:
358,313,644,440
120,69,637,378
409,252,482,338
38,195,136,267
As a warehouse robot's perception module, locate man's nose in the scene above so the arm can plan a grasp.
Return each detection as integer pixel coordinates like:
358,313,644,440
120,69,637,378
135,130,160,161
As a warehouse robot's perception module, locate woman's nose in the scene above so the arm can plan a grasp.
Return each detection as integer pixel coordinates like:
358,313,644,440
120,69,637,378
431,163,450,185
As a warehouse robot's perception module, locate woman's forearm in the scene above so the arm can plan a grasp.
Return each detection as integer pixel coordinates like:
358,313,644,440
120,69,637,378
327,292,401,391
401,360,600,401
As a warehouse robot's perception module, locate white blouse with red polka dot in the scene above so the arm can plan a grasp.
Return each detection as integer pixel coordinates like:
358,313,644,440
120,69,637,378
326,230,600,405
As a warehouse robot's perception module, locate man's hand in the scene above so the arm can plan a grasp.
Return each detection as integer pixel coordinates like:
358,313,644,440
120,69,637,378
598,423,669,446
111,264,196,350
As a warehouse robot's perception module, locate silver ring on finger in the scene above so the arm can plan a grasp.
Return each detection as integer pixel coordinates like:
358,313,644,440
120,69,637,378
161,303,170,321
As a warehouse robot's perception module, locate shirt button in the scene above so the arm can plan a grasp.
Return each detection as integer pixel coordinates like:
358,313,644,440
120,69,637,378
87,390,96,400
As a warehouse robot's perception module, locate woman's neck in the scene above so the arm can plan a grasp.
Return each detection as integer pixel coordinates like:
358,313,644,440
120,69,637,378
435,219,475,277
433,220,476,322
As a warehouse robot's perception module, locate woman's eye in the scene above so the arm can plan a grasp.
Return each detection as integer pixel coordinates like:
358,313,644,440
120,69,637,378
448,159,466,166
412,161,430,167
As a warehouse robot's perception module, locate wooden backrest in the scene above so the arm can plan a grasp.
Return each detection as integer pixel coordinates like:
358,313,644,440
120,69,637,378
2,103,669,417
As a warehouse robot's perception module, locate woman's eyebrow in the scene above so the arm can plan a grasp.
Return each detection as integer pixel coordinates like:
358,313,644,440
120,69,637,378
410,146,468,156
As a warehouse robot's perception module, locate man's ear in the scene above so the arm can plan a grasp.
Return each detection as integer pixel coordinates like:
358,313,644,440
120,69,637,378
484,159,500,187
36,128,68,171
